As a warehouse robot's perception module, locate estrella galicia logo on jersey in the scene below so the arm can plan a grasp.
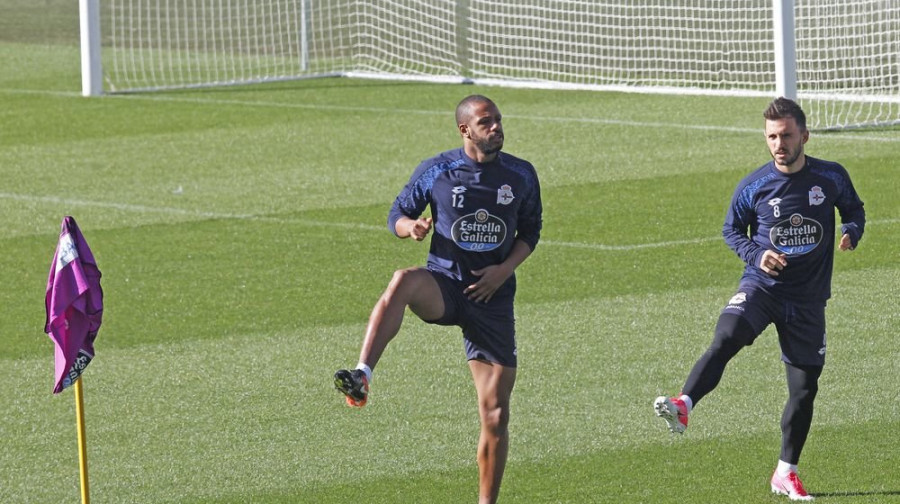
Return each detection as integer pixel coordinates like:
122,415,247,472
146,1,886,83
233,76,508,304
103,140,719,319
497,184,515,205
451,209,507,252
808,186,825,206
769,213,823,255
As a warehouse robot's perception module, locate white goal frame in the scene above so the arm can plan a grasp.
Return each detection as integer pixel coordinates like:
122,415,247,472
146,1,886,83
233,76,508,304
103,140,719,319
80,0,102,96
80,0,899,130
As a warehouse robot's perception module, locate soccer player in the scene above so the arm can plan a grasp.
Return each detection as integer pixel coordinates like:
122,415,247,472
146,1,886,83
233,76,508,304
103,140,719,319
334,94,542,504
653,97,865,501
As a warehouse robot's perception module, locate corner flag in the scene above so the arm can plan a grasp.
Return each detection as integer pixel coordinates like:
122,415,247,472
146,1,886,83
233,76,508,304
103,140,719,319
44,216,103,394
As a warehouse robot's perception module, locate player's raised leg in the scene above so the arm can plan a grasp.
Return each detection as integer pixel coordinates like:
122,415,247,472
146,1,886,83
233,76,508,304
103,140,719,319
358,267,444,369
335,267,444,407
653,312,758,432
469,359,516,504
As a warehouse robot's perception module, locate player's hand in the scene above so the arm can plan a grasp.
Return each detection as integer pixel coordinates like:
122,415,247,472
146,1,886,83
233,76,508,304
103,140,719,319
465,264,512,303
758,250,788,277
408,217,433,241
839,233,855,251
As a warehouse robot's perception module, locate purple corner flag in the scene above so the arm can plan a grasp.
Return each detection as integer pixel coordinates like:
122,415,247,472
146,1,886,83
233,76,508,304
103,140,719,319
44,217,103,394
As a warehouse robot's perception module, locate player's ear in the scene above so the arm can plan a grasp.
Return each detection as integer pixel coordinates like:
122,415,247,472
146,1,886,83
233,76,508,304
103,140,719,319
458,123,469,138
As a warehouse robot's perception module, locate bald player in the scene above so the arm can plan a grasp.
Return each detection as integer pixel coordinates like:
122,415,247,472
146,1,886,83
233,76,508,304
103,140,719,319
334,95,543,504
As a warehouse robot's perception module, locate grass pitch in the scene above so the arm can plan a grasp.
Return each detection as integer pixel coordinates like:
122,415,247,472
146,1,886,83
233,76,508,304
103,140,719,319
1,9,899,503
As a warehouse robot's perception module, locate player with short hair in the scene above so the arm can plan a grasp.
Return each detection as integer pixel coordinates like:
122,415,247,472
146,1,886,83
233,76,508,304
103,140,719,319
654,97,865,501
335,94,542,504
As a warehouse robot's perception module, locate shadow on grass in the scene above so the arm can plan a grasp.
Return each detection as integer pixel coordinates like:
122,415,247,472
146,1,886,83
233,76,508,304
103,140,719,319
813,490,900,499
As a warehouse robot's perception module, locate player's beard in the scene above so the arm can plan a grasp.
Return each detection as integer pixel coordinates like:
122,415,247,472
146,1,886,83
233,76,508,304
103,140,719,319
474,133,504,156
772,144,803,168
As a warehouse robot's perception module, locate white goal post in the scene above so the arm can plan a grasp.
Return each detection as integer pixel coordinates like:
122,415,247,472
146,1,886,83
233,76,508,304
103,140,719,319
80,0,900,130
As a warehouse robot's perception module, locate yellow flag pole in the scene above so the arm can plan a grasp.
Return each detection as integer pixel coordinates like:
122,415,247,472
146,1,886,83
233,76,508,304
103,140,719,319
74,376,91,504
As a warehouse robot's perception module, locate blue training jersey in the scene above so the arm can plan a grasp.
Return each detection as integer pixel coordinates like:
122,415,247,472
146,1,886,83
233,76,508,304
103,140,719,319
723,156,865,302
388,147,543,296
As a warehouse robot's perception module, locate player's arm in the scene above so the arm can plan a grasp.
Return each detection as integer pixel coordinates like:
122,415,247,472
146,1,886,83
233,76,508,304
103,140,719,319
465,239,534,303
836,168,866,251
724,216,786,276
723,210,763,267
388,162,435,240
394,216,433,241
722,185,777,274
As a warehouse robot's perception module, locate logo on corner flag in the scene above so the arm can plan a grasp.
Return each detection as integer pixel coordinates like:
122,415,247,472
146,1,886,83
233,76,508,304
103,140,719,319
56,233,79,271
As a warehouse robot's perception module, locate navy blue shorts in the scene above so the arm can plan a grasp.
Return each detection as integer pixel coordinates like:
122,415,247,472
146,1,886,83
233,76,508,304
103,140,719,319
425,270,517,368
721,285,827,366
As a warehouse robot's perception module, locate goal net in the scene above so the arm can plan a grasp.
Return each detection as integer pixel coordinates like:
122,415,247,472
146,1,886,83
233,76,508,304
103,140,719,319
794,0,900,130
91,0,900,130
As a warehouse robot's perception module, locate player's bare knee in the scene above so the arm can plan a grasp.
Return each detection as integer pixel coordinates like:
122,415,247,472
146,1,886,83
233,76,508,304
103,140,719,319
479,403,510,434
384,268,423,299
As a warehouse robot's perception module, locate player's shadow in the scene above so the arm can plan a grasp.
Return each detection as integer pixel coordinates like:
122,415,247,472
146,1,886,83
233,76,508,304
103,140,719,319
812,490,900,499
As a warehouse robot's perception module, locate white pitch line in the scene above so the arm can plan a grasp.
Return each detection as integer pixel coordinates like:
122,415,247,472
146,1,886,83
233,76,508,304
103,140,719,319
0,192,253,219
541,236,723,251
3,192,895,251
2,87,897,142
92,93,900,141
97,93,763,134
0,192,384,232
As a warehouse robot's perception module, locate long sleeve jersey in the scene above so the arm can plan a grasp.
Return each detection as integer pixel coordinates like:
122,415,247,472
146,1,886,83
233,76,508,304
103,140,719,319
723,156,865,302
388,147,543,297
